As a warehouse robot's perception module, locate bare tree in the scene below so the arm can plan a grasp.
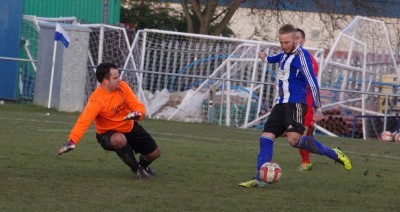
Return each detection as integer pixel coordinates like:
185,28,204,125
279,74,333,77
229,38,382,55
123,0,397,48
243,0,388,47
179,0,245,35
385,18,400,52
177,0,394,47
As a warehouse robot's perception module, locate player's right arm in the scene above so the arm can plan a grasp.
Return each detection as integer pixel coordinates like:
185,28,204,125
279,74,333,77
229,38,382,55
258,51,267,62
58,97,101,155
266,51,283,64
259,51,283,64
68,98,101,144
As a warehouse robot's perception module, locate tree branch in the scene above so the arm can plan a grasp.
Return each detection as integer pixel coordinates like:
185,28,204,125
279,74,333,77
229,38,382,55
200,0,218,34
212,0,244,36
190,0,203,23
180,0,194,33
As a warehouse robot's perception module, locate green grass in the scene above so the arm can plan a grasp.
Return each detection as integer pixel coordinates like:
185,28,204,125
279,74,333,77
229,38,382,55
1,103,400,211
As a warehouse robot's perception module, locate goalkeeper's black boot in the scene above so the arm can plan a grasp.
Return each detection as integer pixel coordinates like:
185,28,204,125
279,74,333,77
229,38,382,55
145,167,156,176
137,165,151,180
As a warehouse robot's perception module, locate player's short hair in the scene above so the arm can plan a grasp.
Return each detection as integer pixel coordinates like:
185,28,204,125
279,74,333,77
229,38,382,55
296,28,306,39
278,24,296,35
96,62,118,83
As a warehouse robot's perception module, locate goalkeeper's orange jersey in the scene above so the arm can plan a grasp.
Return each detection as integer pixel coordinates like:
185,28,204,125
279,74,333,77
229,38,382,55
68,81,145,144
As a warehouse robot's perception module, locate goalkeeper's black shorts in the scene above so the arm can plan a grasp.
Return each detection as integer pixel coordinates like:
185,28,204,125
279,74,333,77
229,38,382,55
96,121,158,155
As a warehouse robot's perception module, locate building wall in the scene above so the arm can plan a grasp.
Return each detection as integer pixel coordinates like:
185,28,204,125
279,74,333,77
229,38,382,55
229,9,326,48
168,3,400,50
229,8,400,50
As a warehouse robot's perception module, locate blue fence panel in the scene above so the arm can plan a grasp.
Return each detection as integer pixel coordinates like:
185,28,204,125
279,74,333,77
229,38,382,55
0,0,23,100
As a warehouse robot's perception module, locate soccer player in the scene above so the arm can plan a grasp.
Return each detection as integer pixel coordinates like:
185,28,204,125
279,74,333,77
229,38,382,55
238,24,352,188
294,28,319,171
57,62,160,180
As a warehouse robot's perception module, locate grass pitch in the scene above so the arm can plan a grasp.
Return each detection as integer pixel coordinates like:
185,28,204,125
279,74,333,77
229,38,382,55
1,103,399,211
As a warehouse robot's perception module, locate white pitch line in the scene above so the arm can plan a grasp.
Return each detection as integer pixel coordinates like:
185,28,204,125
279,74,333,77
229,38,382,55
38,129,96,132
0,117,72,125
3,116,400,161
151,131,400,160
346,151,400,160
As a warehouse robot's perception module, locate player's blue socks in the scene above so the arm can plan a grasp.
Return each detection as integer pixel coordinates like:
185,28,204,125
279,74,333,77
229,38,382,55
296,136,338,161
257,136,274,170
255,136,274,180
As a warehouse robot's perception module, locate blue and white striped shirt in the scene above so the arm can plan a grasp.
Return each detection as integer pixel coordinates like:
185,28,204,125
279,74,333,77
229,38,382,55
267,45,321,108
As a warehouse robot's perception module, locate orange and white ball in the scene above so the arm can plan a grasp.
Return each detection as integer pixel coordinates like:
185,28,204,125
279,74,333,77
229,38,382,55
381,131,393,142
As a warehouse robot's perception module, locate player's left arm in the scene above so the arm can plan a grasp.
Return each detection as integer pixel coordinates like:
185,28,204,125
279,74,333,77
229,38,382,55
121,81,146,121
297,48,321,108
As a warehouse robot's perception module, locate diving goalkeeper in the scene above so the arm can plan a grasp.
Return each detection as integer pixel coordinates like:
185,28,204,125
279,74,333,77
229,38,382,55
57,62,160,180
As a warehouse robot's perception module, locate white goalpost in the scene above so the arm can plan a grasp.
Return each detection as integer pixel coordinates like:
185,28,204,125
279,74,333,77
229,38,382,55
123,29,323,128
80,23,136,105
124,29,281,125
123,17,398,140
319,16,399,140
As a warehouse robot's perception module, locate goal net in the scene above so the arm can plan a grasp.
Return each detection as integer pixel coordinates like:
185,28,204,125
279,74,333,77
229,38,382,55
123,29,323,127
80,24,134,104
317,16,400,139
353,115,400,140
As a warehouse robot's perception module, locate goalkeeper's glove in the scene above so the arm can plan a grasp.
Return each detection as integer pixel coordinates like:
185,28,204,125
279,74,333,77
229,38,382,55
58,140,76,155
123,111,142,121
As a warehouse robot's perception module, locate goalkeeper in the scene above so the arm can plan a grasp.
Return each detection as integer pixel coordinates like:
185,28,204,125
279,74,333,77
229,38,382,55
57,62,160,180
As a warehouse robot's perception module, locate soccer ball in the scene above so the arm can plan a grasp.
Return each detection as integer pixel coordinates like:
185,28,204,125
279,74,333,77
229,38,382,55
393,132,400,143
380,131,393,142
259,162,282,184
